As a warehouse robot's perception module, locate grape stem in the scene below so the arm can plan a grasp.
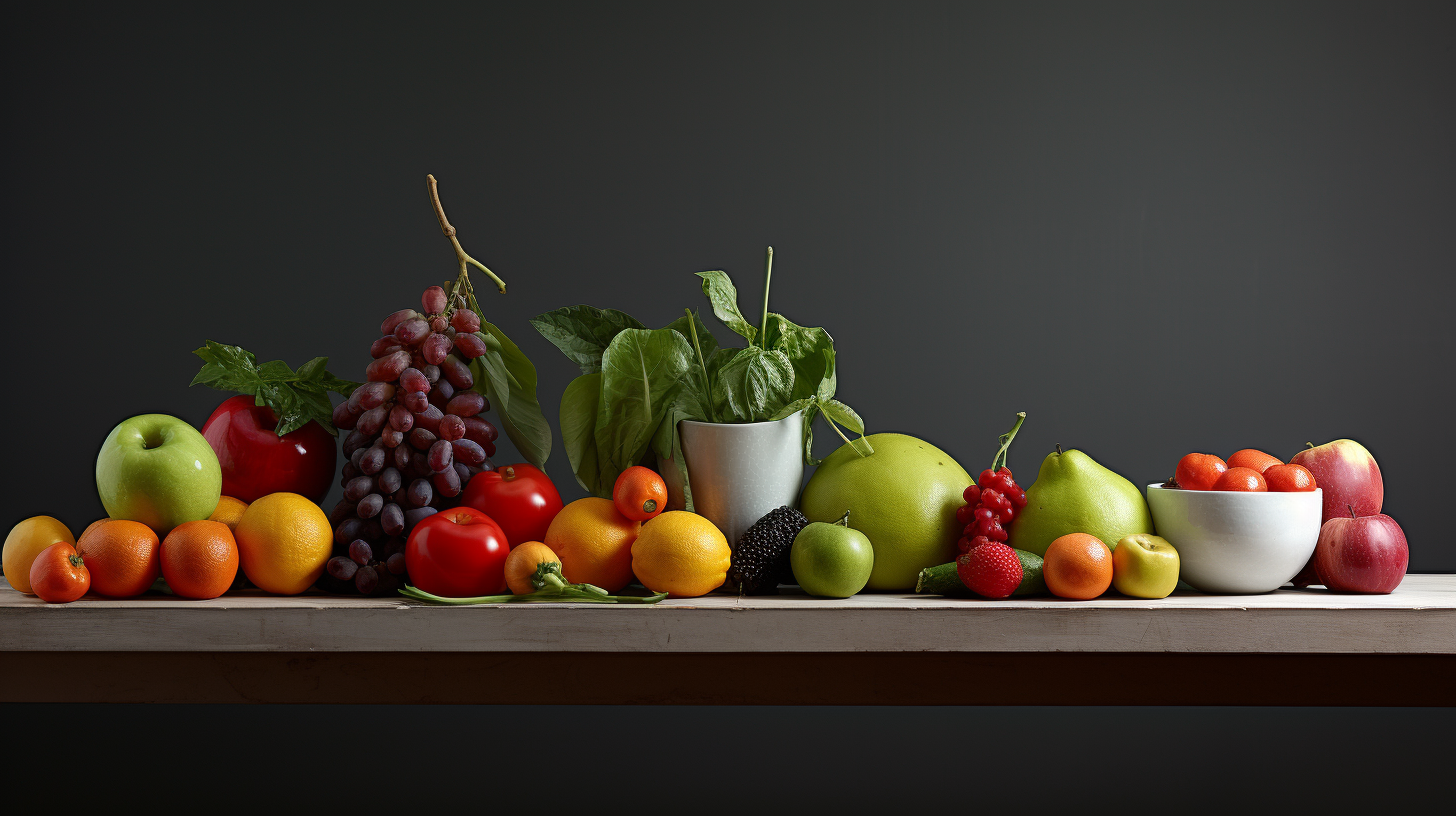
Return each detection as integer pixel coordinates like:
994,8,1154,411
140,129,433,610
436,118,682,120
427,174,507,295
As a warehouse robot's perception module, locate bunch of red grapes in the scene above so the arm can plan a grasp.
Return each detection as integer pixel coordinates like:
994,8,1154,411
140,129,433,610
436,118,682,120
956,467,1028,554
322,285,499,594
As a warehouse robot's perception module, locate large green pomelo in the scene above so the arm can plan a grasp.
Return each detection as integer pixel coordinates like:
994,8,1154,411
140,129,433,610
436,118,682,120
800,433,971,591
1007,448,1154,557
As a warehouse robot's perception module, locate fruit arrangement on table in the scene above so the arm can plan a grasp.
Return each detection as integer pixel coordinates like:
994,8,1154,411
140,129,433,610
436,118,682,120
0,178,1411,606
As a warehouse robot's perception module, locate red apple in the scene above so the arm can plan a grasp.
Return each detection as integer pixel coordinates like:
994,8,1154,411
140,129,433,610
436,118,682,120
1290,439,1383,522
201,395,337,504
1313,511,1408,594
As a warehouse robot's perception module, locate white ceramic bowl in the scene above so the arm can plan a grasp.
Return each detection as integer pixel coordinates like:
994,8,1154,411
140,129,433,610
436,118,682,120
1145,485,1322,594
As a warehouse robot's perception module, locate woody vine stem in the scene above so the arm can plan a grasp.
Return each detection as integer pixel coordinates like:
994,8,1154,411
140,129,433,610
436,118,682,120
427,174,508,298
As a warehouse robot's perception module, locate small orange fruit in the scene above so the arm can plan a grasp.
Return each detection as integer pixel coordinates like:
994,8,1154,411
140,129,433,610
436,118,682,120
80,519,108,542
1226,449,1283,474
1043,533,1113,600
76,519,161,598
161,520,239,600
4,515,77,594
1213,467,1267,492
504,541,559,594
208,496,249,533
544,497,641,592
613,466,669,522
631,511,731,597
1265,463,1317,492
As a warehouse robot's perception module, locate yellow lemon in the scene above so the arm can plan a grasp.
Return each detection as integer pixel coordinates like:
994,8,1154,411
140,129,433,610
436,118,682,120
233,493,331,595
631,511,731,598
4,516,76,594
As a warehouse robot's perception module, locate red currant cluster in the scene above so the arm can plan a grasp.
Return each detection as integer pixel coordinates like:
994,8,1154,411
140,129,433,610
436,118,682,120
954,413,1028,554
956,467,1028,553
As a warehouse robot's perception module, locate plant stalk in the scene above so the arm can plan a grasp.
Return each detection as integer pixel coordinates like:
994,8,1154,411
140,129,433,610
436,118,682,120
990,412,1027,473
427,174,507,294
759,246,773,348
684,309,717,422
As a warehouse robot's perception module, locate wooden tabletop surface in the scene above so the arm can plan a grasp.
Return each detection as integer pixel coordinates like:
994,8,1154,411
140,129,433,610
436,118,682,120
5,575,1453,655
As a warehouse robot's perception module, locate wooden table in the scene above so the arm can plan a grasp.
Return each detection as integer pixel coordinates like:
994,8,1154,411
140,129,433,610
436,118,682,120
3,577,1453,705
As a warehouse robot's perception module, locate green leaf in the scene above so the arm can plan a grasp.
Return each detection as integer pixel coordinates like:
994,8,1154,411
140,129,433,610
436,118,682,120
661,309,719,362
256,359,295,381
770,397,824,467
711,346,794,422
296,356,328,382
559,372,606,494
530,306,647,374
697,271,758,344
474,320,553,469
652,390,709,512
821,398,874,456
816,348,837,403
594,328,694,486
763,313,836,402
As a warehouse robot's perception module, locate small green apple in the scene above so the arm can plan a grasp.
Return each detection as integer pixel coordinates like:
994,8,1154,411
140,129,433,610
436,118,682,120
790,511,874,598
1112,533,1180,599
96,414,222,534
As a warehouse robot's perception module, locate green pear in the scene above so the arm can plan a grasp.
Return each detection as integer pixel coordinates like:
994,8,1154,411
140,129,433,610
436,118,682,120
1007,447,1154,557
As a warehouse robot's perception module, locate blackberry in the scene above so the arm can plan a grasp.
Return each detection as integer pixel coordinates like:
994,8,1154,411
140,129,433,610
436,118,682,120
727,506,810,595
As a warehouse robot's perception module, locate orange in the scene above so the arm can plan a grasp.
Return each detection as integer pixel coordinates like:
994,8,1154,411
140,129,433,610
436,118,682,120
4,515,76,594
1226,449,1283,474
1213,467,1267,492
613,466,669,522
543,497,641,592
233,492,333,595
630,511,730,598
161,520,239,600
208,496,249,532
1043,533,1113,600
76,519,161,598
80,519,108,541
504,541,559,594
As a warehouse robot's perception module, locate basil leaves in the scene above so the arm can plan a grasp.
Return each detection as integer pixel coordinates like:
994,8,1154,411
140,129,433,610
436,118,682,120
190,341,359,436
532,249,871,499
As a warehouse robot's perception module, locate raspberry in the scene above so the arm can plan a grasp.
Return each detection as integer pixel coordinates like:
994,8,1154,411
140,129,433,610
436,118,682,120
956,542,1024,599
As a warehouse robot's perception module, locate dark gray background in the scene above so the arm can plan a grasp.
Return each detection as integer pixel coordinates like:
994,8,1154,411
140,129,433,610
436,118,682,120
3,2,1451,811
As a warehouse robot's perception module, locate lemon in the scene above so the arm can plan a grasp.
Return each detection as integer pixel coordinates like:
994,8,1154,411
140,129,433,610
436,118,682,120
4,516,77,594
233,492,332,595
631,511,731,598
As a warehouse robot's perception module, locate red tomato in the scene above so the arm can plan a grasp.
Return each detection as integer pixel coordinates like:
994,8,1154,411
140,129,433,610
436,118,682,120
1213,467,1268,492
29,542,90,603
1175,453,1228,490
404,507,510,597
202,395,337,503
1265,463,1317,492
460,464,563,549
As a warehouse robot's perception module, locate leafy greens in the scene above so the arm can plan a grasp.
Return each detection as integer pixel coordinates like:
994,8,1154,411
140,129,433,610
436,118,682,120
531,248,871,502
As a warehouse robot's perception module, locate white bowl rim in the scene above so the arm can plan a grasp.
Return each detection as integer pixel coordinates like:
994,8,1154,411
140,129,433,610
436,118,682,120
679,415,800,429
1146,483,1322,498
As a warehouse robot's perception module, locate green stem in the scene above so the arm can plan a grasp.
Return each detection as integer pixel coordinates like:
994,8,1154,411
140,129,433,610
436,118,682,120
990,412,1027,473
759,246,773,348
684,308,716,422
821,402,868,458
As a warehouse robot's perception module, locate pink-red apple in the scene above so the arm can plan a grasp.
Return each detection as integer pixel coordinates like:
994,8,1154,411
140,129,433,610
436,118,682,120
1290,439,1383,522
1312,511,1408,594
201,395,337,504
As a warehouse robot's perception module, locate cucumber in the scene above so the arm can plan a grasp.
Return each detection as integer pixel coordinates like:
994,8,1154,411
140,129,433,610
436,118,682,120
914,549,1046,597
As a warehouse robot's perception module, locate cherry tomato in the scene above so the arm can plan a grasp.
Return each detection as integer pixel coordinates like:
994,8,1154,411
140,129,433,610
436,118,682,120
460,463,564,549
1227,449,1283,474
612,466,669,522
1213,466,1268,492
404,507,510,597
1175,453,1228,490
1265,463,1317,492
29,542,90,603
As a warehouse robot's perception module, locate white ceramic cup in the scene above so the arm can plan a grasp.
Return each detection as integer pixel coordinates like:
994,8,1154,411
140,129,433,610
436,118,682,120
659,413,805,546
1146,484,1322,594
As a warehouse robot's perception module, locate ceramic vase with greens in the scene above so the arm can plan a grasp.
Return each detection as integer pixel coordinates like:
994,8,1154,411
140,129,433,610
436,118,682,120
531,248,872,537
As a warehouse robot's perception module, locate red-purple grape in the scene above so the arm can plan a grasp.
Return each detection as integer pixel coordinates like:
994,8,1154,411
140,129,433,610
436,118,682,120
422,286,447,315
380,309,418,336
454,333,487,359
451,309,480,334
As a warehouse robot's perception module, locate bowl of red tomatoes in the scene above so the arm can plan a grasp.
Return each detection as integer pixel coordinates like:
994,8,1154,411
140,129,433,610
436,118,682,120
1146,449,1322,594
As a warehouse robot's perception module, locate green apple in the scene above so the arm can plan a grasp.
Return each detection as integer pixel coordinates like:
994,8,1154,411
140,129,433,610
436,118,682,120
790,511,874,598
1112,534,1180,599
96,414,222,534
